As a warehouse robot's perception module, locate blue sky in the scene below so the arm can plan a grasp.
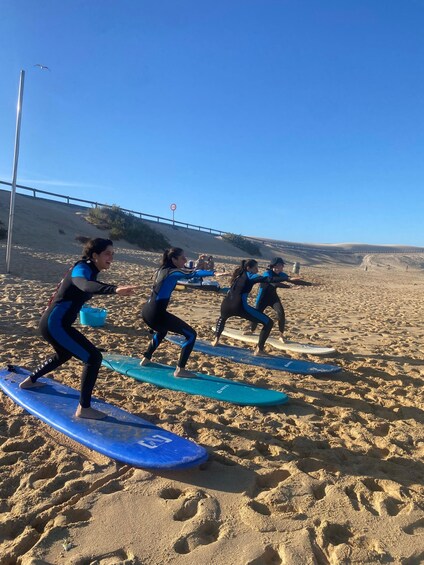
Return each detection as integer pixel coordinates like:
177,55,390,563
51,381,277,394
1,1,423,246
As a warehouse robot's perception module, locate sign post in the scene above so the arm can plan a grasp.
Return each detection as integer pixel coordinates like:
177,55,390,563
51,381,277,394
170,203,177,226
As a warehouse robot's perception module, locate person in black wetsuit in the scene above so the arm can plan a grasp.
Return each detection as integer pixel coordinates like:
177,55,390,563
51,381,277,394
19,238,137,420
247,257,312,342
141,247,214,377
212,259,278,356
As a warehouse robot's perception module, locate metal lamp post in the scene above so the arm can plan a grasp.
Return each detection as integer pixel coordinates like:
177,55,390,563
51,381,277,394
6,70,25,274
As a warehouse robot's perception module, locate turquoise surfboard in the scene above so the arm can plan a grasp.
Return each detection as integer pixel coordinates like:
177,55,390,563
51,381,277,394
0,366,208,470
166,336,341,375
102,354,288,406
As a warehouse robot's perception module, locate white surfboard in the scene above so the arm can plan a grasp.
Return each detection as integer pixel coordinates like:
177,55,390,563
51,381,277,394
213,326,336,356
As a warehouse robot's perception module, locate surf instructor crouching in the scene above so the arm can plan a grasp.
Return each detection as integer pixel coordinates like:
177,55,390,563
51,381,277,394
19,238,138,420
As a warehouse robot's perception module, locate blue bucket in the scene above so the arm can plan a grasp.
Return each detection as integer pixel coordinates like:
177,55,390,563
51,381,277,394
79,306,108,327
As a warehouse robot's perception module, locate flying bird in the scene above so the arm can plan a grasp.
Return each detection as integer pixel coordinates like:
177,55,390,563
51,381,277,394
34,64,51,71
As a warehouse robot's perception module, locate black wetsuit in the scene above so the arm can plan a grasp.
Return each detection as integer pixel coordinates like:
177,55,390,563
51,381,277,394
29,260,116,407
215,271,274,349
251,269,290,334
142,267,213,367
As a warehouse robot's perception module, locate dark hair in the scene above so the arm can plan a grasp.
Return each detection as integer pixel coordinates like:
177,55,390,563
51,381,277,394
82,238,113,260
269,257,285,268
230,259,258,284
161,247,184,268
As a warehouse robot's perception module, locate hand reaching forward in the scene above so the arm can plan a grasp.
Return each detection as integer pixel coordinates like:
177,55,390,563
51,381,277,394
116,285,139,296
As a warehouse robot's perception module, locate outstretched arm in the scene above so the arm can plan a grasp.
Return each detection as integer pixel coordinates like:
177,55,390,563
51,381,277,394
246,272,273,284
288,278,314,286
169,268,215,280
116,285,138,296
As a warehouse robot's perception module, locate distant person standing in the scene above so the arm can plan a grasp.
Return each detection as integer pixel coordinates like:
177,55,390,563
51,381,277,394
192,254,208,284
206,255,215,270
141,247,214,377
247,257,312,343
195,254,207,270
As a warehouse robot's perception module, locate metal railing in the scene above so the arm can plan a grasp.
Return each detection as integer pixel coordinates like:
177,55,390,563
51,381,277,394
0,180,225,236
1,180,423,254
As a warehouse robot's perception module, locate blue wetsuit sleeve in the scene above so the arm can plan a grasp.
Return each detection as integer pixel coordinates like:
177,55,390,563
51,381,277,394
246,272,269,284
272,272,290,288
192,270,214,278
177,269,214,280
71,263,117,294
167,269,191,281
154,268,196,300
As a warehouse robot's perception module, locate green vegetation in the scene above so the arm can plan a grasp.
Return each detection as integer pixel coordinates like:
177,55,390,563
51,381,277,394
86,205,170,251
222,233,262,257
0,220,7,240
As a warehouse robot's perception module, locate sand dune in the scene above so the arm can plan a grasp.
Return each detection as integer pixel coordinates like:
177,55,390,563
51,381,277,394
0,191,423,564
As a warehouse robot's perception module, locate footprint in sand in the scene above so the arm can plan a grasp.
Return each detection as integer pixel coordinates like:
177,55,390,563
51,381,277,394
55,507,92,526
344,478,408,517
245,544,284,565
75,548,138,564
173,520,221,555
311,479,334,501
402,517,424,535
296,457,338,476
2,436,44,454
240,468,297,532
312,519,395,564
157,485,183,502
24,463,60,489
158,487,221,555
252,468,292,497
313,520,354,563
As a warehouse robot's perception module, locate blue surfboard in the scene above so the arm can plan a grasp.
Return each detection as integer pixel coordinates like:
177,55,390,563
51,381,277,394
0,366,208,470
166,336,342,375
102,354,288,406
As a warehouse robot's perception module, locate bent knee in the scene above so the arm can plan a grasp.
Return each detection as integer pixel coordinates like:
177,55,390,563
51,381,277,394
87,350,103,367
183,328,196,342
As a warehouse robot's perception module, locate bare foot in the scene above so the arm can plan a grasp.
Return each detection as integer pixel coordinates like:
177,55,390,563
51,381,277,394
253,347,271,357
279,336,287,343
174,367,198,378
242,329,253,335
75,405,107,420
139,357,151,366
211,337,219,347
19,377,45,389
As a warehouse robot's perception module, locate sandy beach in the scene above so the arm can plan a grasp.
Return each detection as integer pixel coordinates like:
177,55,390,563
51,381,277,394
0,194,423,564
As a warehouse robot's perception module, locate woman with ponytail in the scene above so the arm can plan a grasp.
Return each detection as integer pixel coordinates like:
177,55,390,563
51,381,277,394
19,238,137,420
247,257,312,342
212,259,277,355
141,247,214,377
